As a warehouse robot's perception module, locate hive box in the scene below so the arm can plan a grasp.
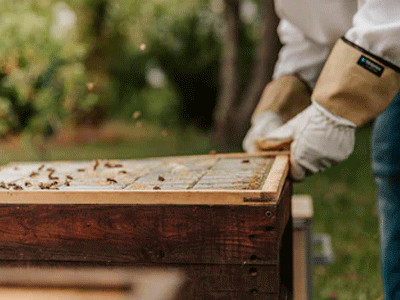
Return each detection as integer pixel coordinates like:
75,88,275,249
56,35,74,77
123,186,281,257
0,152,292,300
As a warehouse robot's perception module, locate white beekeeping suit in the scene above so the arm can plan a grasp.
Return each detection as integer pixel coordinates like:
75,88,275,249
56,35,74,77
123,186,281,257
274,0,400,88
243,0,400,180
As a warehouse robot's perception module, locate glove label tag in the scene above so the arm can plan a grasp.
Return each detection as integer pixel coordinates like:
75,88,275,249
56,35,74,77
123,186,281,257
357,55,384,77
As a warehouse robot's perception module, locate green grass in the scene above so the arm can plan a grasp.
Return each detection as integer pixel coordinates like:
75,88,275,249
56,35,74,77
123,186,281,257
0,123,381,299
294,125,382,299
0,126,213,164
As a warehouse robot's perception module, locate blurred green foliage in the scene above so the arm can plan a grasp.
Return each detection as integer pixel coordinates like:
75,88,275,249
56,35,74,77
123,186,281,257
0,0,229,139
0,0,95,138
0,0,263,138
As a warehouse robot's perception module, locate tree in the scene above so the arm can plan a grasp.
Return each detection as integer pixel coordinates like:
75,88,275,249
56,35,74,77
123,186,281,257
213,0,280,150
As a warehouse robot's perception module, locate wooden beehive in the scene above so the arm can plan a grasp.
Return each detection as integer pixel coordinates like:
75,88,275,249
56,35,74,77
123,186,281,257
0,152,292,300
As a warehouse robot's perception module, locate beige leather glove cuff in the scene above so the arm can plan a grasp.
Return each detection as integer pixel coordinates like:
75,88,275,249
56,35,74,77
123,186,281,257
314,38,400,126
252,75,312,122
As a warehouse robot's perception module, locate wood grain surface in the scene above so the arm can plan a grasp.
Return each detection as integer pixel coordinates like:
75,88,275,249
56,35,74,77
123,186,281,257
0,203,279,264
0,153,289,204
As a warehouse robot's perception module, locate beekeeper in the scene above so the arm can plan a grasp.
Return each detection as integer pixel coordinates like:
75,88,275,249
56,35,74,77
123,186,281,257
243,1,400,299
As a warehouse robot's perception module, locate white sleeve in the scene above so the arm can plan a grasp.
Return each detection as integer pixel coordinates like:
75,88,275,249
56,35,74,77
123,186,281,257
272,19,331,89
345,0,400,67
272,0,356,88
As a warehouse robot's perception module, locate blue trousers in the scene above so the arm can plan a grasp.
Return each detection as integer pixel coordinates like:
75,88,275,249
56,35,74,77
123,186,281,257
372,90,400,299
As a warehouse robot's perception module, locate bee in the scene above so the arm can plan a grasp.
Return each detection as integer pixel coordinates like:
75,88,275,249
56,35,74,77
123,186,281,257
93,159,100,171
48,170,59,180
107,178,117,184
39,182,49,190
29,171,39,178
105,162,123,168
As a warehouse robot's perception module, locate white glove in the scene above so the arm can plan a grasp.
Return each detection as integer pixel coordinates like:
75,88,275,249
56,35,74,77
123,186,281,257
243,111,285,153
258,102,356,181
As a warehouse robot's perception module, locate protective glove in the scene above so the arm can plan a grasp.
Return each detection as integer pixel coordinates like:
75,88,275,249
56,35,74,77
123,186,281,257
258,102,356,180
243,75,311,153
258,38,400,180
243,111,285,153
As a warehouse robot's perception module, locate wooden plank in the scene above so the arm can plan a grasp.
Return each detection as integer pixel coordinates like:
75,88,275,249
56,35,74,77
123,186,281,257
262,155,289,197
292,195,313,220
0,204,282,265
176,290,280,300
292,194,313,300
293,230,307,300
0,267,183,300
0,189,278,205
180,264,279,294
0,287,124,300
276,180,292,241
278,216,293,299
148,151,289,160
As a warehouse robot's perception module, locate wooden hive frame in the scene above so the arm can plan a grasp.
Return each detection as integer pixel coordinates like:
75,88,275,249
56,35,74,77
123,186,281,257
0,152,289,205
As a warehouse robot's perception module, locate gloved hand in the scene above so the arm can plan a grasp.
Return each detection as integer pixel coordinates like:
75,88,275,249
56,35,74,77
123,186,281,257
258,38,400,180
258,102,356,180
243,111,284,153
243,75,311,153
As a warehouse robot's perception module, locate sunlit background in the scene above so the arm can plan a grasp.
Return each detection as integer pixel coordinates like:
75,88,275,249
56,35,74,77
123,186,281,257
0,1,381,299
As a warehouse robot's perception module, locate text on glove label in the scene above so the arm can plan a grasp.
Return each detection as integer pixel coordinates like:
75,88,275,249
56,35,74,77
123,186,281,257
357,56,384,77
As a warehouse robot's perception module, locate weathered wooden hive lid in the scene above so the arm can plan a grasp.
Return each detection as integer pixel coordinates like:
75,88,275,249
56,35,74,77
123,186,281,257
0,152,289,205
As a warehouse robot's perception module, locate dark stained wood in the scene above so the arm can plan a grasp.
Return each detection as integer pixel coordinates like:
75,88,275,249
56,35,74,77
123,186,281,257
276,180,292,242
177,290,280,300
279,217,293,299
181,265,279,294
0,204,281,265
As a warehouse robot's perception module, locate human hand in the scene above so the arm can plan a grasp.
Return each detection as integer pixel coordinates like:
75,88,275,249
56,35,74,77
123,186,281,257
257,102,356,180
242,111,285,153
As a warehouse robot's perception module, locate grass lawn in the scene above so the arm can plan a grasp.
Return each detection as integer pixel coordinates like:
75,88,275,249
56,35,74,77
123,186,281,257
295,124,381,300
0,124,214,163
0,122,381,299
